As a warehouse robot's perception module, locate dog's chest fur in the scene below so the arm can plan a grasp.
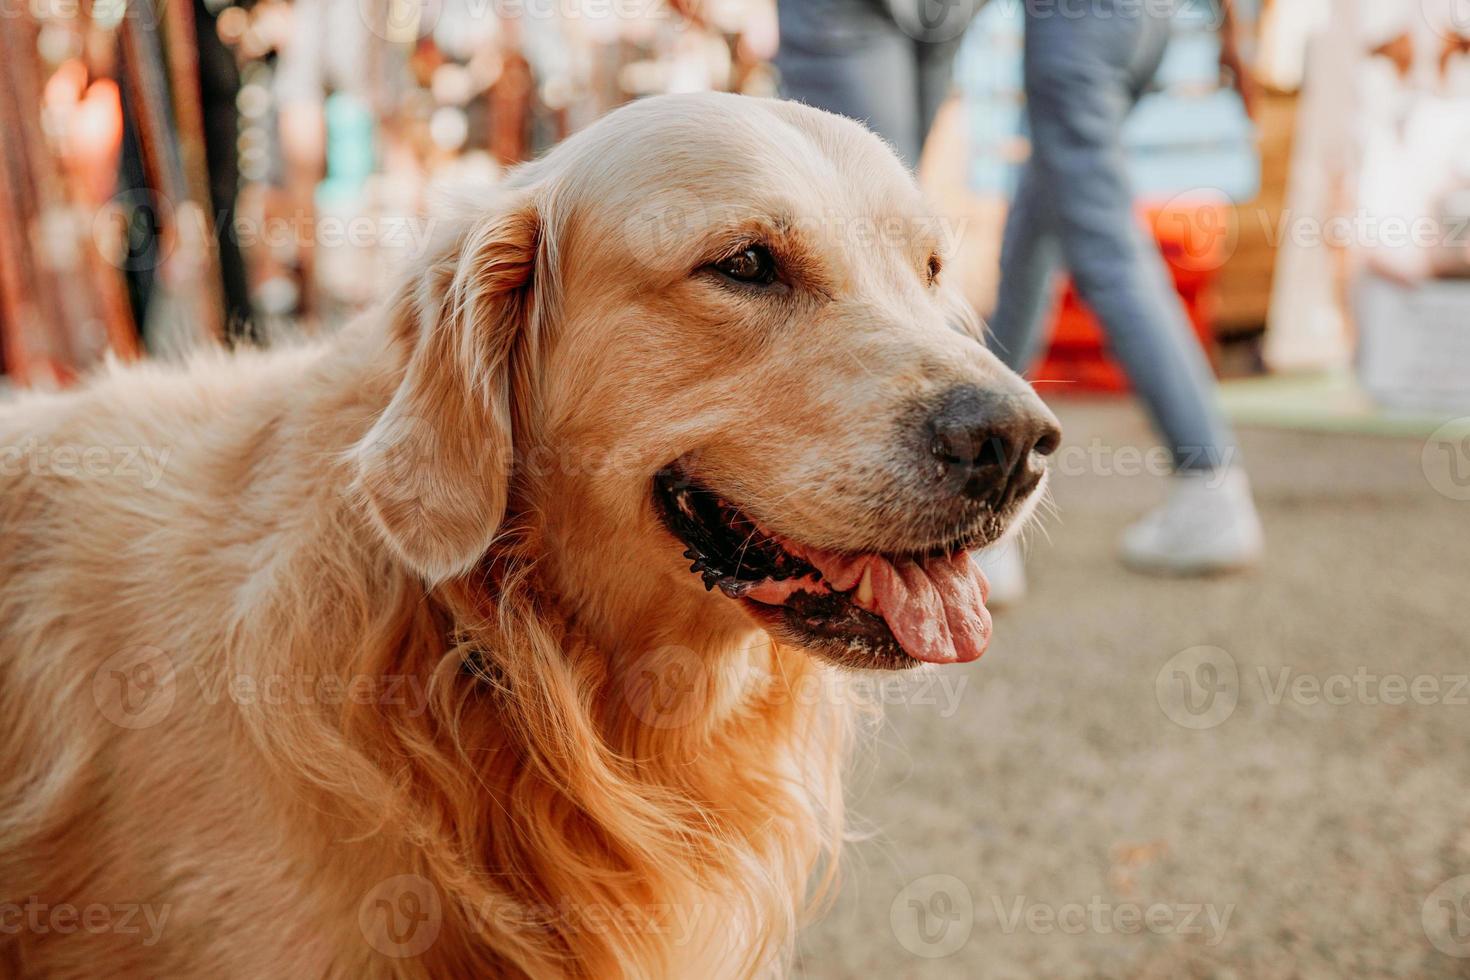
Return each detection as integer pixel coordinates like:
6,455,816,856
0,346,847,978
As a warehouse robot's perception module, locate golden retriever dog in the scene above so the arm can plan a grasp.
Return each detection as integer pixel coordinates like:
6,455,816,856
0,93,1059,978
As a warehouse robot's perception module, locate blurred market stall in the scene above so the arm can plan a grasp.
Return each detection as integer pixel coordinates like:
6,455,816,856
2,0,1468,421
0,0,777,380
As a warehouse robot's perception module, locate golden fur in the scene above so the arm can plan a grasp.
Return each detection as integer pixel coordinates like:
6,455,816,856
0,93,1043,978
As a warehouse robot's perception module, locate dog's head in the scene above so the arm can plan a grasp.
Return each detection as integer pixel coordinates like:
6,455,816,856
354,93,1059,670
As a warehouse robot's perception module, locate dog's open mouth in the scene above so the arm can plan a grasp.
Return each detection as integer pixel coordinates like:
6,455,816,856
653,467,992,670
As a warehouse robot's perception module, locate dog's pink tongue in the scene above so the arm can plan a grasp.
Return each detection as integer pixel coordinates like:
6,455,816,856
822,551,991,664
744,547,987,665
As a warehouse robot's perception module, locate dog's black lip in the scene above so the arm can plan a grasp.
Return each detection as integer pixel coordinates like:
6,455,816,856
652,465,992,570
740,595,920,671
651,464,948,671
652,465,818,588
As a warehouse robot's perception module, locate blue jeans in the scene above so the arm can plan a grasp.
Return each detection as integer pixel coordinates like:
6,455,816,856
987,0,1236,472
775,0,970,168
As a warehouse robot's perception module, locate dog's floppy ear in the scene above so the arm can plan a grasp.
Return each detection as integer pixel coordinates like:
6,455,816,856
352,197,540,583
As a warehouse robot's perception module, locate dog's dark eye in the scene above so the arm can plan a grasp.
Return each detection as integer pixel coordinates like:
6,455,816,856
713,245,777,286
926,254,942,286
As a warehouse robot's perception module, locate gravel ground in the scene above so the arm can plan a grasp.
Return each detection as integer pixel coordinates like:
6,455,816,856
795,398,1470,980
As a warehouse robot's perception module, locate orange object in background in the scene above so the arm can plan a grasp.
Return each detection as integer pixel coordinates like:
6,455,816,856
1033,200,1232,392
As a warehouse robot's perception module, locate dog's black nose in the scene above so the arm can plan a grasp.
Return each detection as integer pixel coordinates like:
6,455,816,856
926,383,1061,507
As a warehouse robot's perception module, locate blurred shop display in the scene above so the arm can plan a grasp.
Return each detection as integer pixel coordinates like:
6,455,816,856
4,0,1467,416
0,8,142,387
1272,0,1470,412
954,0,1260,391
0,0,777,387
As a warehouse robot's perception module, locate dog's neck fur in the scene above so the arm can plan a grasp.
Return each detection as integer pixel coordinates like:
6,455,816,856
221,316,854,978
0,300,851,978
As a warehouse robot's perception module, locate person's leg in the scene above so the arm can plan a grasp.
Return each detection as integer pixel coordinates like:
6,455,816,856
1018,0,1261,574
1022,0,1236,472
914,33,966,153
987,158,1065,373
775,0,923,166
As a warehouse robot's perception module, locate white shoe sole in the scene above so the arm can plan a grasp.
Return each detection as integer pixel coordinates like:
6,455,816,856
1119,544,1263,577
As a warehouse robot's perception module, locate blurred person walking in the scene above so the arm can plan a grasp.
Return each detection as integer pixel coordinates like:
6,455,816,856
774,0,985,168
981,0,1264,600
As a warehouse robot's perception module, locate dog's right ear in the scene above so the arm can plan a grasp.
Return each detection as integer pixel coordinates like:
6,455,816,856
350,197,540,583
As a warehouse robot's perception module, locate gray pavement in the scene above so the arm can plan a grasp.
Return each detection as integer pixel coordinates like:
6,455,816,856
796,398,1470,979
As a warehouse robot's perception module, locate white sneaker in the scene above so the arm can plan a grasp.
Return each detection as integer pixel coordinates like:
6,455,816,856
1120,468,1264,575
974,538,1027,608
